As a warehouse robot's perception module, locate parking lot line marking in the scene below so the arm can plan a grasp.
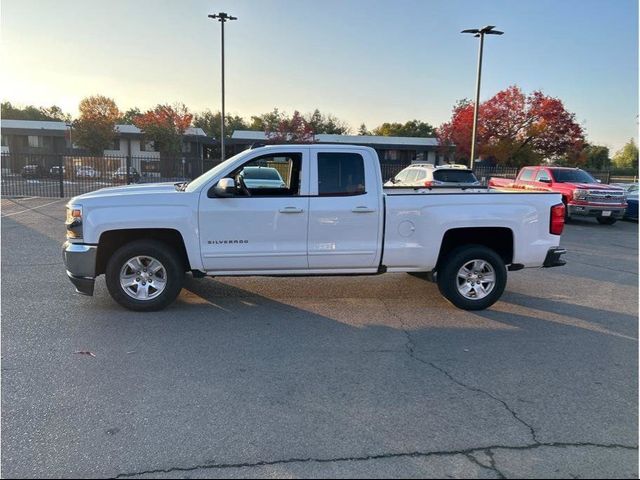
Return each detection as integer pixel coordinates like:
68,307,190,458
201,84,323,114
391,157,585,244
1,198,68,218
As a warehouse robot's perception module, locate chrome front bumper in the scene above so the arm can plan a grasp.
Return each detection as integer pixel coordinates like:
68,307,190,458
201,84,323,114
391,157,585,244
62,241,97,296
568,204,626,218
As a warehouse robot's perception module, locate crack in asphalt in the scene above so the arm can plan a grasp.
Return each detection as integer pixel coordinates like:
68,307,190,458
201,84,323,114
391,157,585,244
378,298,540,444
466,450,506,479
112,442,637,479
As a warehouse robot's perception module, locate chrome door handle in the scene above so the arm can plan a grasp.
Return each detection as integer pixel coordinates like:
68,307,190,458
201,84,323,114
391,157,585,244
279,206,304,213
352,206,376,213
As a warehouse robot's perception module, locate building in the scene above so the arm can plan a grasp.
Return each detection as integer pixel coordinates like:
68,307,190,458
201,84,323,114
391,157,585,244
0,119,215,177
228,130,452,165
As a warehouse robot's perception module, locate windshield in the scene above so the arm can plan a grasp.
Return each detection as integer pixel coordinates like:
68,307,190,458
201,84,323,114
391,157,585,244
184,150,251,193
550,169,597,183
242,167,282,180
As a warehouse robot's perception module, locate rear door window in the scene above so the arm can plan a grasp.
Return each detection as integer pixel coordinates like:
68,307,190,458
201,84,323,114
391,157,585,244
318,152,366,196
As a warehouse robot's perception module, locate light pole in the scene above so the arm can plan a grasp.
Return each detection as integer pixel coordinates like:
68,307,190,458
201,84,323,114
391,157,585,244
461,25,503,169
208,12,237,163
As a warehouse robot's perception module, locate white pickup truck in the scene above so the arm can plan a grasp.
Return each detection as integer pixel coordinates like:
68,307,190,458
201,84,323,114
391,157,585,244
63,145,567,311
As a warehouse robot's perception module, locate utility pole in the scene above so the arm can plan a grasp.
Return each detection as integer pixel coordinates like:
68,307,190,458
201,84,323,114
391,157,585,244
208,12,237,162
461,25,503,169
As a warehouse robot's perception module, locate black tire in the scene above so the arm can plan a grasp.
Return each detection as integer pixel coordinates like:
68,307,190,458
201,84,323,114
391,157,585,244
596,216,617,225
437,245,507,311
105,239,184,311
563,199,571,223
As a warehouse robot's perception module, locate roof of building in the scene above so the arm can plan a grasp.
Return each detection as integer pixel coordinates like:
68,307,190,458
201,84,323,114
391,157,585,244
231,130,440,147
1,119,210,138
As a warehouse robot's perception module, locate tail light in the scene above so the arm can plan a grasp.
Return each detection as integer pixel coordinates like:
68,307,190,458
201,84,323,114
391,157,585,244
424,181,433,187
550,203,565,235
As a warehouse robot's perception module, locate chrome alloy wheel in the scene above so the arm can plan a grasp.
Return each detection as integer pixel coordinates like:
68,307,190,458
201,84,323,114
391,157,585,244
119,256,167,300
456,259,496,300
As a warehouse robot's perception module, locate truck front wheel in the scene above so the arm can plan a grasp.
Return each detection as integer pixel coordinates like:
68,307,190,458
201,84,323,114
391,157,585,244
105,240,184,311
437,245,507,310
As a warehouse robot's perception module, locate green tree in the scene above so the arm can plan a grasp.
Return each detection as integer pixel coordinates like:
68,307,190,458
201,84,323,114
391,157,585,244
119,107,141,125
249,108,284,132
305,109,351,135
193,110,248,138
1,101,71,122
583,144,610,170
372,119,435,137
358,123,370,135
72,95,120,154
612,139,639,170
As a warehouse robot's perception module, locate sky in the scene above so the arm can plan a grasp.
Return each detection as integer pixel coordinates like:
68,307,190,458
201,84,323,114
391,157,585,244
1,0,638,152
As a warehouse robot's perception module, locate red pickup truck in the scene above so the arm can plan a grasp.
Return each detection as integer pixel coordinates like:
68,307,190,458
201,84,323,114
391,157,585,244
489,166,627,224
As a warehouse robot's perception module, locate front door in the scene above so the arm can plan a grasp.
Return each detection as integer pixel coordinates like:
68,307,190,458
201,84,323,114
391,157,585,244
199,150,310,272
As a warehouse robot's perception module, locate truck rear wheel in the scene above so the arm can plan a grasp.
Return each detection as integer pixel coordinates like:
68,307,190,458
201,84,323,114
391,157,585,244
105,240,184,311
437,245,507,310
596,216,617,225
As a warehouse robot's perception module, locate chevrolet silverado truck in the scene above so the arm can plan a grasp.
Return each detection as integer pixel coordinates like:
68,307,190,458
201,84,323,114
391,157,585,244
63,145,567,312
489,166,627,225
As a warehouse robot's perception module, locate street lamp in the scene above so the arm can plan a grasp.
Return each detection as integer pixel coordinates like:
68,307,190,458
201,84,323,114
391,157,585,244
461,25,503,169
208,12,237,163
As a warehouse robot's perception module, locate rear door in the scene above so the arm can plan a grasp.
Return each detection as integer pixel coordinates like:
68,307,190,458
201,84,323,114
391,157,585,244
307,148,382,270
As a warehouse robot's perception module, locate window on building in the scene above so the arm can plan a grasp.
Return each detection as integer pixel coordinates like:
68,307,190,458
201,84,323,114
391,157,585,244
182,141,192,153
140,140,155,152
28,136,42,148
111,139,121,151
318,152,365,196
1,135,7,146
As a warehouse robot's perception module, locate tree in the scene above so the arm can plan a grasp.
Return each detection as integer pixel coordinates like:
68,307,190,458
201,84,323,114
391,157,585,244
305,109,351,135
193,110,248,138
265,110,315,143
1,101,71,122
582,144,610,170
249,108,284,132
133,104,193,175
437,86,584,167
372,119,435,137
72,95,120,154
612,139,639,169
119,107,141,125
358,123,370,136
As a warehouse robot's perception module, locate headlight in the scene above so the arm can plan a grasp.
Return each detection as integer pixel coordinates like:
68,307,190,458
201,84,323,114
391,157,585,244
65,204,83,239
573,189,588,201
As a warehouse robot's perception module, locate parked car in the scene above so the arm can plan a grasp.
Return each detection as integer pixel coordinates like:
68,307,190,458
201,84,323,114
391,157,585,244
63,144,566,312
75,166,100,178
112,167,140,183
489,166,627,225
384,164,481,188
49,165,66,177
21,164,44,179
238,166,286,189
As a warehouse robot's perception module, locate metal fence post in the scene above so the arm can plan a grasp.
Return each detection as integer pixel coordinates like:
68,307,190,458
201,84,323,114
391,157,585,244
126,155,131,185
58,154,64,198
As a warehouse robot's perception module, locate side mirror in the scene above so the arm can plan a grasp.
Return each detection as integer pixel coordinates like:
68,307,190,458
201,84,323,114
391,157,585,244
539,178,552,184
211,177,236,197
596,179,602,183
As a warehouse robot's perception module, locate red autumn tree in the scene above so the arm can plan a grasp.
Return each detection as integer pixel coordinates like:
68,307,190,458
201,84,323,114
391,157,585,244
438,86,584,167
134,103,193,176
265,110,315,143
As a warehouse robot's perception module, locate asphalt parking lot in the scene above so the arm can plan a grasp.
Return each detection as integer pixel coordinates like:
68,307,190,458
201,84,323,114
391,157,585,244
1,196,638,479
